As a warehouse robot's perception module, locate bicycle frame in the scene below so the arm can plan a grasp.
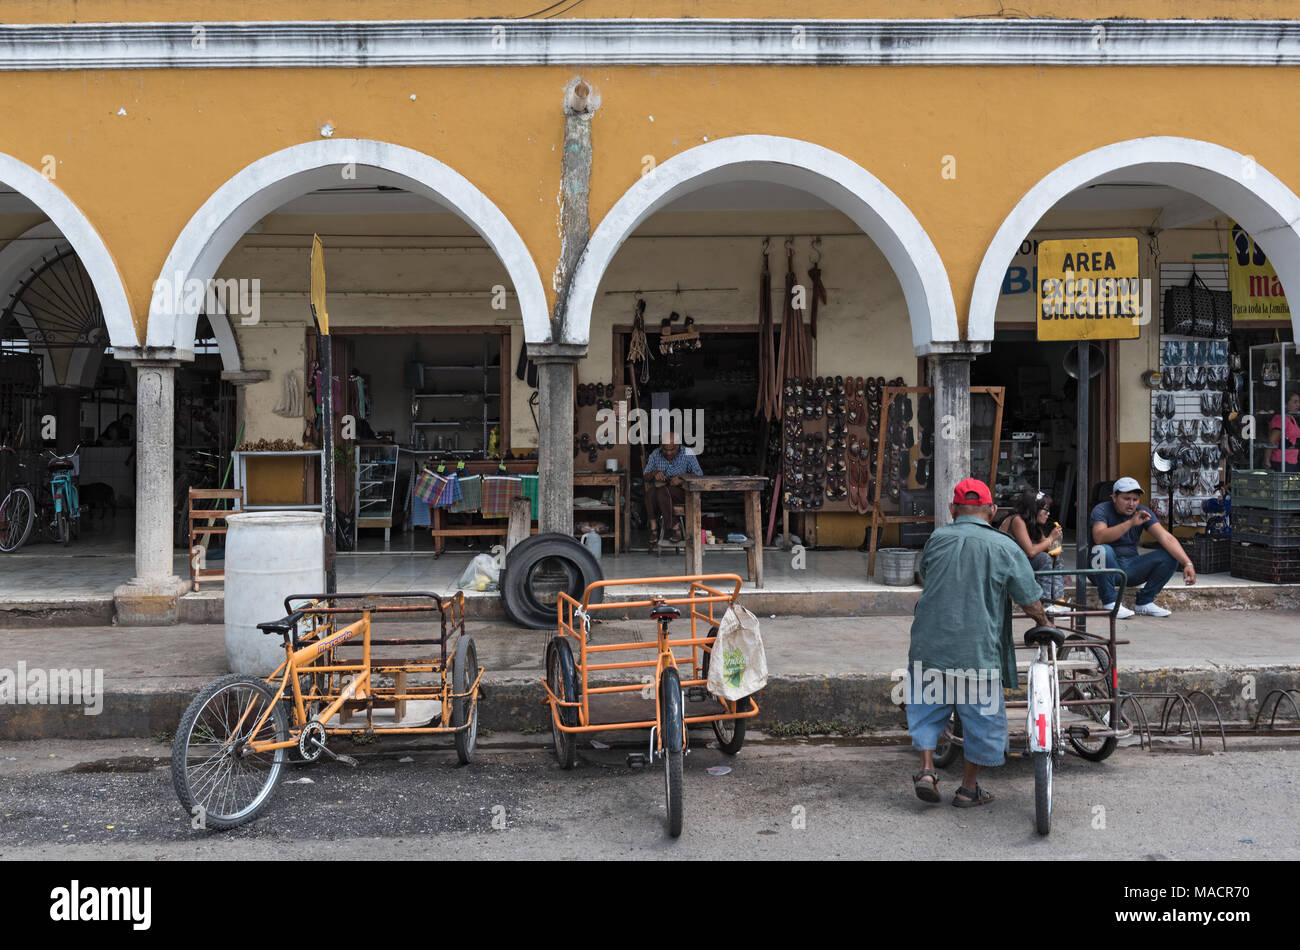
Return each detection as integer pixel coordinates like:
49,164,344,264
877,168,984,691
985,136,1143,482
543,573,760,755
1015,568,1130,747
237,591,481,754
50,468,79,520
940,568,1132,755
1026,641,1061,755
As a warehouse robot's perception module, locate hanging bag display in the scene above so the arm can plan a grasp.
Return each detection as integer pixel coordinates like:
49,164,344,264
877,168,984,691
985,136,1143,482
1162,274,1196,336
1188,272,1217,337
1164,271,1231,339
413,466,439,504
429,471,463,508
482,475,522,518
447,474,482,514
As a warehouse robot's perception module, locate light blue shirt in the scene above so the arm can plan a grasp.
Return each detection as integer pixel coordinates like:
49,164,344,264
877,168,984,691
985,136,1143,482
643,447,703,479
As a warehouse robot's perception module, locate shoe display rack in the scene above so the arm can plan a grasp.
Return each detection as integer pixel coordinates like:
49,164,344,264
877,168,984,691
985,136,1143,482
573,382,631,474
1149,338,1232,527
779,375,906,515
866,385,1004,577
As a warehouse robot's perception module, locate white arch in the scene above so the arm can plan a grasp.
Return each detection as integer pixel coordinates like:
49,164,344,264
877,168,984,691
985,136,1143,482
971,136,1300,343
565,134,958,351
150,139,551,360
0,155,135,350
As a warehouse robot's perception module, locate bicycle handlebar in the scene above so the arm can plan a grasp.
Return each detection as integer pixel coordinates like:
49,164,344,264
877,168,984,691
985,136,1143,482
43,444,81,461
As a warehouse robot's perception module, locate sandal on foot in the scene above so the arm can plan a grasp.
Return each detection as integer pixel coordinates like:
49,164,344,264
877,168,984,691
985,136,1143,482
913,769,940,803
952,784,994,808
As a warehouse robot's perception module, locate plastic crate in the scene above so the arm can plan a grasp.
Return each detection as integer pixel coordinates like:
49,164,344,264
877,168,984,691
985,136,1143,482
1231,470,1300,511
1180,534,1231,573
1232,508,1300,548
1230,542,1300,584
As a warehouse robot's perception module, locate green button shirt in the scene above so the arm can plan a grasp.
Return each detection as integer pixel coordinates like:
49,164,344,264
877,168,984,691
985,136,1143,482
908,515,1044,689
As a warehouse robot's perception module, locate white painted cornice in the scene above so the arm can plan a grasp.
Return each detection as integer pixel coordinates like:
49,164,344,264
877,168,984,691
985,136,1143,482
2,19,1300,70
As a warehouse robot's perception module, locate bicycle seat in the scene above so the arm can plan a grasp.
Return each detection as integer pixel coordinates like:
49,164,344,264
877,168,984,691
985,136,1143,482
47,459,74,472
257,611,304,642
1023,625,1065,650
649,602,680,622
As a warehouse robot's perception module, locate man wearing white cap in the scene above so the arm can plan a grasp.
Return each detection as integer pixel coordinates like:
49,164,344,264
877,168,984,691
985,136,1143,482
1088,476,1196,618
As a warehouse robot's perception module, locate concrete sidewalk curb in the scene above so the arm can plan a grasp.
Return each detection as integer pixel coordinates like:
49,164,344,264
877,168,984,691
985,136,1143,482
4,666,1297,741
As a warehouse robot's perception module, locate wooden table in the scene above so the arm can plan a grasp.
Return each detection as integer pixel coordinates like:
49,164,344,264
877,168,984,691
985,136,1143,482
680,475,767,587
573,470,629,555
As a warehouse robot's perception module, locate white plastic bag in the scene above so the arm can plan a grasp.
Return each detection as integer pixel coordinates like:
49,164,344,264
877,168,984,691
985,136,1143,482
456,553,500,592
707,604,768,701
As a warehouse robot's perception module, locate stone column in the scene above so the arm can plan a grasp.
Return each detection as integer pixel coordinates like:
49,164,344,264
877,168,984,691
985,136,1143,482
114,356,189,624
923,344,985,528
530,344,588,536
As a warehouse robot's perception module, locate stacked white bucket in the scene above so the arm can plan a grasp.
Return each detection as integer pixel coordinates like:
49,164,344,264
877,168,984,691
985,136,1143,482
224,512,325,674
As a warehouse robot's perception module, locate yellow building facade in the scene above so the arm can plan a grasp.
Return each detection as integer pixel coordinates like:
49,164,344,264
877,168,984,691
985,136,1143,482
2,4,1298,619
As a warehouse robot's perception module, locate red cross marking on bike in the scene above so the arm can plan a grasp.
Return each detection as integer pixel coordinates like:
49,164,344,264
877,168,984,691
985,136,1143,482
1036,713,1048,749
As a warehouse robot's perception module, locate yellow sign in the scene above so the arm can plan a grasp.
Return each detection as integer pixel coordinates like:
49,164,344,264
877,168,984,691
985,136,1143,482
1229,222,1290,322
309,233,329,334
1035,238,1141,341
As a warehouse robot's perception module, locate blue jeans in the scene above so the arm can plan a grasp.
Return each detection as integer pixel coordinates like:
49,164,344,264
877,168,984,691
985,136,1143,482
1089,545,1179,606
1030,552,1064,602
905,674,1008,767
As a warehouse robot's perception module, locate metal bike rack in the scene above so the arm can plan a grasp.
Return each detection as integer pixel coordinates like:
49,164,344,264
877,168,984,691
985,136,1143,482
1119,687,1300,751
1253,689,1300,736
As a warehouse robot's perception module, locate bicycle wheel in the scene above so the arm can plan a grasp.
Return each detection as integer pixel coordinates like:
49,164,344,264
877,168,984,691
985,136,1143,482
453,635,479,765
172,673,289,830
711,696,748,755
546,638,578,769
0,488,34,552
1033,750,1052,836
1060,635,1119,762
661,667,685,838
700,641,747,755
932,712,963,768
57,509,70,546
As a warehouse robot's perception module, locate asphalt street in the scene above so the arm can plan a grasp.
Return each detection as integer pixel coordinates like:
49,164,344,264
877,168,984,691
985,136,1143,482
1,733,1296,860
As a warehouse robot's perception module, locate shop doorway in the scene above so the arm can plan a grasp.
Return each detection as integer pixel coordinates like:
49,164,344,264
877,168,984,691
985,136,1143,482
613,326,777,545
326,328,511,552
971,329,1116,527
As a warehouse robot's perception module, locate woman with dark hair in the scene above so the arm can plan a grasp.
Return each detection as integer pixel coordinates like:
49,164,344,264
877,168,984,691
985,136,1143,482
1000,489,1067,613
1268,387,1300,471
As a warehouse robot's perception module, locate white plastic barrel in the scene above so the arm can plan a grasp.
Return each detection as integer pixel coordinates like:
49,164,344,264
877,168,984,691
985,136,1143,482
224,512,325,675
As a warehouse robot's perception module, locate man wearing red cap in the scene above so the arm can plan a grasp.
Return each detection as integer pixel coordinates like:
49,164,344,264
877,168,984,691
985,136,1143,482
906,477,1052,808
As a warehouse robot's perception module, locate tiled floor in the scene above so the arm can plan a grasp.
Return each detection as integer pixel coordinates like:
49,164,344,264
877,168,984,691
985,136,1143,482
0,536,1280,600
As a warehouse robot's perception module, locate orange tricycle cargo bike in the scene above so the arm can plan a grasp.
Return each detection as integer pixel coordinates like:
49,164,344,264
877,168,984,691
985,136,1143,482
542,573,762,838
172,591,482,830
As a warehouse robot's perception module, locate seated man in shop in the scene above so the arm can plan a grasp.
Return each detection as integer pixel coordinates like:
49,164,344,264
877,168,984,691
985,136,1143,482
99,412,133,446
643,429,703,548
1088,476,1195,619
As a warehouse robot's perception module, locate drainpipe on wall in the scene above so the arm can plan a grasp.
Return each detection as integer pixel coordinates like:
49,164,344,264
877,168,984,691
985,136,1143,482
532,78,598,536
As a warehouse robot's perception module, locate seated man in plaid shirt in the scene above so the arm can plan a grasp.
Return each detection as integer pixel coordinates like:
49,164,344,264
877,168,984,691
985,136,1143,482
643,430,702,547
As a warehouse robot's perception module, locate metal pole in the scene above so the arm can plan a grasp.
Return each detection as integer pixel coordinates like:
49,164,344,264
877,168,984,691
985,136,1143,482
320,332,337,594
1075,344,1089,631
